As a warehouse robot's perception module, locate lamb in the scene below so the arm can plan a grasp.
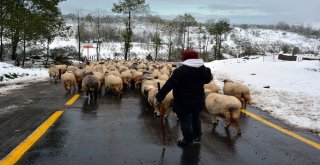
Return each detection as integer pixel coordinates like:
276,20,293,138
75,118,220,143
82,72,99,101
205,92,242,135
61,71,77,92
223,79,251,109
48,66,59,83
105,74,123,97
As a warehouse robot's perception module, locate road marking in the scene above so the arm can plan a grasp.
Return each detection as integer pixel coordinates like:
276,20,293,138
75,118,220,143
0,111,64,165
241,109,320,150
65,94,80,106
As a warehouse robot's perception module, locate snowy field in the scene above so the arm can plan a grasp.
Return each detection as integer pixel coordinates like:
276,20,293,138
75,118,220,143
0,56,320,136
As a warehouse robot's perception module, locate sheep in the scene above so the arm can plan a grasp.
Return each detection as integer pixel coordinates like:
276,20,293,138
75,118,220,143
204,81,220,93
61,71,77,92
105,75,123,97
82,72,99,101
132,70,143,90
48,66,59,83
66,65,77,73
223,79,251,109
205,92,242,135
140,77,155,97
120,70,133,90
158,74,169,81
144,83,174,118
55,64,67,78
93,71,105,91
74,68,85,91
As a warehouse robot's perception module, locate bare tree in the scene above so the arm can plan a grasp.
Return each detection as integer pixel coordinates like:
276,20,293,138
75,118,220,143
112,0,149,60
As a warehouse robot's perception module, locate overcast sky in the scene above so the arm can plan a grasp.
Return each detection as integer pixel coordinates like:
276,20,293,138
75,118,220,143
59,0,320,27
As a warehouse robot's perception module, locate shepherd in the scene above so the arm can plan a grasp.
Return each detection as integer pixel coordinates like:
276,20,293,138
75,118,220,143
155,50,212,147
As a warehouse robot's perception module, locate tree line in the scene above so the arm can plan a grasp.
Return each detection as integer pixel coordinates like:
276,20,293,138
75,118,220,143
0,0,67,67
1,0,319,66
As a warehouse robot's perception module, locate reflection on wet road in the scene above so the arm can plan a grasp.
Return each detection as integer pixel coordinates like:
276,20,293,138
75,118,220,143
0,82,319,165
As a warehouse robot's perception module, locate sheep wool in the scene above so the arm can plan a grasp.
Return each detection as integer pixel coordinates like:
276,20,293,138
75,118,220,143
205,92,242,134
48,66,59,83
105,75,123,97
82,74,99,101
61,72,77,92
223,79,251,109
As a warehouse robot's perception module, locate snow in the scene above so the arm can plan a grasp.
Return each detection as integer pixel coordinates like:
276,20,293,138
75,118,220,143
1,55,319,136
0,62,48,94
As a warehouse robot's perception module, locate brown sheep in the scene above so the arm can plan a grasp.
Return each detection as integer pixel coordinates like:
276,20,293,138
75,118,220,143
82,72,99,101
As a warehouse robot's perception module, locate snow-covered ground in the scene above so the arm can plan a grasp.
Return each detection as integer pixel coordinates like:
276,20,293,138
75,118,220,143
1,55,319,136
0,62,48,95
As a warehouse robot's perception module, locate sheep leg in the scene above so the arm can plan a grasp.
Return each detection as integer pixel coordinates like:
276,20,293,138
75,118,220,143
225,114,232,129
243,101,247,109
233,119,241,135
212,115,218,125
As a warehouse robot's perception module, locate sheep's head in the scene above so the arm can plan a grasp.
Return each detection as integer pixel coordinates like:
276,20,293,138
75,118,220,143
223,79,233,84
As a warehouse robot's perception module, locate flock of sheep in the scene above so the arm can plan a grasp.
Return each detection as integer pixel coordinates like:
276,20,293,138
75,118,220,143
48,60,251,135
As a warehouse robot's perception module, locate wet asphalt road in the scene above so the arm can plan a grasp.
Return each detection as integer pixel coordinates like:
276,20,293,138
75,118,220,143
0,81,319,165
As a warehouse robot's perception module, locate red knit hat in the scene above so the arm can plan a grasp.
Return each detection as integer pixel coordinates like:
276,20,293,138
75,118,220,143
182,50,199,61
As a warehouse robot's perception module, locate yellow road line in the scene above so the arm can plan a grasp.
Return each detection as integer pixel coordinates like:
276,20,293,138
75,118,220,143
241,109,320,150
65,94,80,106
0,110,64,165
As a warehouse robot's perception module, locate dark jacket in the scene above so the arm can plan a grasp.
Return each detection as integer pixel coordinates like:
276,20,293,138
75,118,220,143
156,60,212,114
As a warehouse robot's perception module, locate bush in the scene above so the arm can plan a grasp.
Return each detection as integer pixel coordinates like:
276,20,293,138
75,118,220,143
50,46,78,65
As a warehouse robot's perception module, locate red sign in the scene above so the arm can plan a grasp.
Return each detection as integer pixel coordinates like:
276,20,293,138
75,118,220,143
83,45,94,48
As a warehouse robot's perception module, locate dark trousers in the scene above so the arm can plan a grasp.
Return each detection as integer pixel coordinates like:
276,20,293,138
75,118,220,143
177,111,202,143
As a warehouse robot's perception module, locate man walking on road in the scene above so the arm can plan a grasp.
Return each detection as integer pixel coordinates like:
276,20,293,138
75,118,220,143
156,50,212,147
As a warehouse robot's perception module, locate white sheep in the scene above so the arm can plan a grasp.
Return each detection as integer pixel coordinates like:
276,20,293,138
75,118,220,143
204,81,220,93
48,66,59,83
74,68,85,91
223,79,251,109
55,64,67,78
132,70,143,90
205,92,242,134
105,74,123,97
66,65,77,73
93,71,105,91
120,70,132,90
61,71,77,92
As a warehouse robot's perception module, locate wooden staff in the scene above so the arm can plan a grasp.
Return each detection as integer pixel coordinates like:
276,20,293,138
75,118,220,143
157,82,166,144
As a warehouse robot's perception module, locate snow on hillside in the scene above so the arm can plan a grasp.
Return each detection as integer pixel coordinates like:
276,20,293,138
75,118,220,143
226,27,320,54
57,19,320,59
